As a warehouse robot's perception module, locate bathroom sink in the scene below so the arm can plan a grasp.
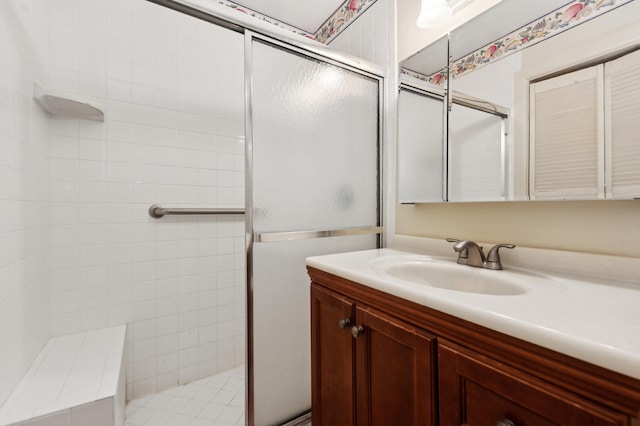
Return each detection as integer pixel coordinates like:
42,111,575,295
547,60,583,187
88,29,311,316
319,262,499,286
370,256,561,296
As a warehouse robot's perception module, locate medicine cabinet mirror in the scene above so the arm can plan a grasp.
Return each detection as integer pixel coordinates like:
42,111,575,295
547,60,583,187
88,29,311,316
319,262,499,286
398,0,640,203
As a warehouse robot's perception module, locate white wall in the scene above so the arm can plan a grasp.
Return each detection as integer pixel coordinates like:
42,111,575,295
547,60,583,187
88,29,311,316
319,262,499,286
0,0,51,406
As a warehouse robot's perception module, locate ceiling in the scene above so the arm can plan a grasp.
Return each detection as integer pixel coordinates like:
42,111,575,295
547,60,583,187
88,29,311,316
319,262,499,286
231,0,345,33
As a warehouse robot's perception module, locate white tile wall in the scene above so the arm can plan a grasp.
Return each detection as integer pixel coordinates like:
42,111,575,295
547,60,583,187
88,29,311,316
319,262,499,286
43,0,245,401
0,0,52,406
4,0,395,410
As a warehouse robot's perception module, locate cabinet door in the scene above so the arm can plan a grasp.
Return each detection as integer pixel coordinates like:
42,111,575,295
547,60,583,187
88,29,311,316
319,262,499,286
311,284,356,426
354,305,437,426
439,340,628,426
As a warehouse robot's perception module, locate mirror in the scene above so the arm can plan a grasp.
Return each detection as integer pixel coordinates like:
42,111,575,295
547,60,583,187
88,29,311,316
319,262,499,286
398,36,448,203
398,0,640,202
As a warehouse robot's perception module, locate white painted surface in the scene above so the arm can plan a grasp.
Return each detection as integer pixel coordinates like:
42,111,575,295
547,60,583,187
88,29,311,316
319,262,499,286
306,241,640,380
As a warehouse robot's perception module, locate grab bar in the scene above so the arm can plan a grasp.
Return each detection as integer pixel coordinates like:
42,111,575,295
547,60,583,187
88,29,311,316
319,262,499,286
149,204,245,218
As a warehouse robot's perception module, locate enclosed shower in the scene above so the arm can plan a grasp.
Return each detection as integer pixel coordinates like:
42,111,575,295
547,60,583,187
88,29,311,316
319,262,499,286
0,0,383,425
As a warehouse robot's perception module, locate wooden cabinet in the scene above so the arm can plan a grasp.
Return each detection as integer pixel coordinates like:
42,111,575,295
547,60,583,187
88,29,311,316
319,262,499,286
311,284,436,426
354,305,436,426
311,284,355,426
439,340,627,426
308,266,640,426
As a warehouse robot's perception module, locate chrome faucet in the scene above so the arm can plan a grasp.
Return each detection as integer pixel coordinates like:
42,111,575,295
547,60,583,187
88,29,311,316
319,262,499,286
445,238,468,265
485,243,516,270
447,238,515,270
452,240,486,268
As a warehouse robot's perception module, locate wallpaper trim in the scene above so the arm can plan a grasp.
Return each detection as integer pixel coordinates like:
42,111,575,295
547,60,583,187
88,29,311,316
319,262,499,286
451,0,634,79
217,0,378,42
401,0,634,85
316,0,379,44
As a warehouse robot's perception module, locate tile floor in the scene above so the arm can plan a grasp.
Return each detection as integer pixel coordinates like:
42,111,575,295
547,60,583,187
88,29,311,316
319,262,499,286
125,366,245,426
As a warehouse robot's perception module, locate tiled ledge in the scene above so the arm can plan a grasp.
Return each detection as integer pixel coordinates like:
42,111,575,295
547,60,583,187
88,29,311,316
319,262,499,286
0,325,126,426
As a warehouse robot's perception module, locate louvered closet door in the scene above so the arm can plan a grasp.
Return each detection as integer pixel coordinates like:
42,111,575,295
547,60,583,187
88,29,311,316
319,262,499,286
530,65,604,200
605,49,640,199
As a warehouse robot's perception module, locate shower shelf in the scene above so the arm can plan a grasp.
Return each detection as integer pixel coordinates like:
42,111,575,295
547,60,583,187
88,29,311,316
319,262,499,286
33,84,105,122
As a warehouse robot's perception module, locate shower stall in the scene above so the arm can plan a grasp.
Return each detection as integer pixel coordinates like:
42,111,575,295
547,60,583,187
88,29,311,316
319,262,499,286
0,0,383,425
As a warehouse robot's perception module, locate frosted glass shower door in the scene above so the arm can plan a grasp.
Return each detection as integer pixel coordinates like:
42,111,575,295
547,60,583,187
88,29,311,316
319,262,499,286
247,36,381,426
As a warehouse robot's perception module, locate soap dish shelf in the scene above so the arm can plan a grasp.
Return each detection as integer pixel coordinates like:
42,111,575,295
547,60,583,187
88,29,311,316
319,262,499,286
33,84,105,122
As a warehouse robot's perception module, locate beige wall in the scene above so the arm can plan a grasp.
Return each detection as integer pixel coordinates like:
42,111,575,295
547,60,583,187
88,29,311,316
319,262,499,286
395,1,640,259
397,201,640,258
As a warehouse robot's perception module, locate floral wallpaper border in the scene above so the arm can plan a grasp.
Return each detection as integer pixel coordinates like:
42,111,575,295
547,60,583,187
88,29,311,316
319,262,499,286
402,0,634,86
216,0,378,43
451,0,634,79
400,67,448,87
315,0,379,44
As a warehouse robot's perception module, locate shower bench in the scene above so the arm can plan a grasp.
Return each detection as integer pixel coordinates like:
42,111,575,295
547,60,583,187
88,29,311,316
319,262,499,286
0,325,126,426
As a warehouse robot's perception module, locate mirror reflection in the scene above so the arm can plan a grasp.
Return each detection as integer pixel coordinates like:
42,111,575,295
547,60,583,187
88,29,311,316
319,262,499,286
448,95,509,202
398,35,448,203
398,0,640,203
398,85,446,202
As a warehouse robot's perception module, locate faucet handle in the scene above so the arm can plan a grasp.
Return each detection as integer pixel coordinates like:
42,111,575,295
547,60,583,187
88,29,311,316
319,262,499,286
446,238,468,265
485,244,515,270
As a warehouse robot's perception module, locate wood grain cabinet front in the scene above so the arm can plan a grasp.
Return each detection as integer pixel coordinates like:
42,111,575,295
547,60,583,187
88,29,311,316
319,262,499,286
308,266,640,426
311,284,437,426
311,284,356,426
438,340,628,426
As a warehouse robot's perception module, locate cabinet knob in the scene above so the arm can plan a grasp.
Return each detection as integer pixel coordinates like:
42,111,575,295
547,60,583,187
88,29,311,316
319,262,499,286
338,318,351,329
351,325,365,338
495,419,516,426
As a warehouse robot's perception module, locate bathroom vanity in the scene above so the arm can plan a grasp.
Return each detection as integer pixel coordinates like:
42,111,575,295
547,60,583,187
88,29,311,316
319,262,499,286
307,247,640,426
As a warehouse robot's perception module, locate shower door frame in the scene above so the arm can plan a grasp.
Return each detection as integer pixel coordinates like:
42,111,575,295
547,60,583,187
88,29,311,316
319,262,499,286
138,2,386,424
244,31,385,426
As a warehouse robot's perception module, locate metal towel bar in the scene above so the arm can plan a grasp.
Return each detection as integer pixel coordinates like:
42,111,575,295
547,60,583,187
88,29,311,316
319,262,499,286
149,204,245,218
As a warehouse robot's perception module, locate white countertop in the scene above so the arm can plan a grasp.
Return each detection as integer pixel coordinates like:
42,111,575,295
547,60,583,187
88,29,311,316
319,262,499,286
306,246,640,380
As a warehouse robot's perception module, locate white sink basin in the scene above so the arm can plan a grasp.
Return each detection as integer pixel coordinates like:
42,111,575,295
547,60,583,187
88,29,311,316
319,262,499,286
370,255,563,296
